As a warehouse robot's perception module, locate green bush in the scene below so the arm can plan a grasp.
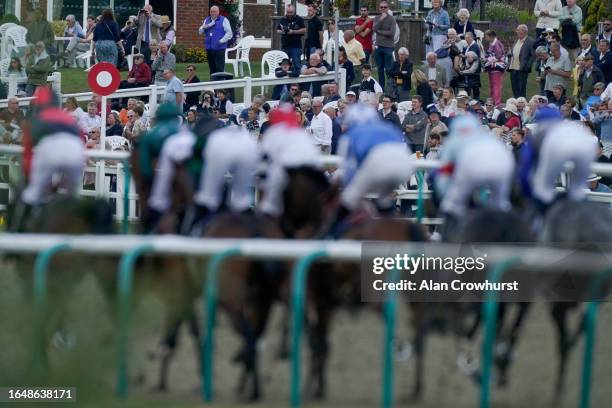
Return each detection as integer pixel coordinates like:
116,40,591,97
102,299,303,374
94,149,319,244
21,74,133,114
517,10,537,25
171,44,207,63
0,14,20,25
581,0,611,34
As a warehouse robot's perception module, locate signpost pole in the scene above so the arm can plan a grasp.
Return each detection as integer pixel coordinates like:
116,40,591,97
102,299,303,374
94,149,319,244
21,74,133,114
99,95,107,198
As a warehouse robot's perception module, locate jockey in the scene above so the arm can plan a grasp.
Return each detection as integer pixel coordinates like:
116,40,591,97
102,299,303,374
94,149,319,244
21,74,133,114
434,114,514,220
189,124,259,231
517,107,597,212
13,87,85,230
258,105,322,219
144,106,218,233
328,103,413,237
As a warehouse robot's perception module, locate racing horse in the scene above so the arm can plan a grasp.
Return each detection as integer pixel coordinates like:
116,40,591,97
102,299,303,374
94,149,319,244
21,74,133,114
538,199,612,402
199,164,334,401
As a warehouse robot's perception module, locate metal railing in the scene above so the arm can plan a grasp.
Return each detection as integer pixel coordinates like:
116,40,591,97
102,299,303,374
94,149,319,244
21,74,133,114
0,235,610,408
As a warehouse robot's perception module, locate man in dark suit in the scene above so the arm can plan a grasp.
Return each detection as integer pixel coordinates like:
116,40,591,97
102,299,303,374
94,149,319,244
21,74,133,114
462,32,481,58
594,39,612,85
508,24,536,98
578,54,605,106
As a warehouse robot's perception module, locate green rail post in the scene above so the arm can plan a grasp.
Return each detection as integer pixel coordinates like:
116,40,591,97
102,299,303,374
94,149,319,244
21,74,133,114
290,249,328,408
116,243,153,398
416,170,425,223
122,160,131,235
579,266,612,408
201,247,242,402
480,257,522,408
31,242,71,371
382,267,399,408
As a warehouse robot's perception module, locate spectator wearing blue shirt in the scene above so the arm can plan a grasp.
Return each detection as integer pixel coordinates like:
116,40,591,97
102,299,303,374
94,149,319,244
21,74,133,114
62,15,85,68
587,173,612,193
425,0,450,55
580,82,605,117
162,69,184,107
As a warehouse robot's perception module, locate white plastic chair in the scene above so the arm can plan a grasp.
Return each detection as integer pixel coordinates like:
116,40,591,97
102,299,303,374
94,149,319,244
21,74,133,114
0,23,17,59
105,135,130,151
225,35,254,77
5,26,28,59
260,50,288,95
0,58,10,77
77,41,94,71
397,101,412,123
126,45,136,72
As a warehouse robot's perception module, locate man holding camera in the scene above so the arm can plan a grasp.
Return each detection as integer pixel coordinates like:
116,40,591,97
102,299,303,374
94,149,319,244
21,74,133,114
543,43,572,100
277,5,306,72
199,6,233,75
135,4,162,64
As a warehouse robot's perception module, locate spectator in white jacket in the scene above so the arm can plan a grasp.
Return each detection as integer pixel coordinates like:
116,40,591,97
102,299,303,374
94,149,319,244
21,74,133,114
534,0,563,38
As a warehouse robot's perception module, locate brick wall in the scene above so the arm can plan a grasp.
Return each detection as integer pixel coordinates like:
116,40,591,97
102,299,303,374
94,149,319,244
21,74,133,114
176,0,209,48
243,4,275,39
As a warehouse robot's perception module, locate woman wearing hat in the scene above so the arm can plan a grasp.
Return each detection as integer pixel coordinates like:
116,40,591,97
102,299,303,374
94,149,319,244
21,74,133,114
495,103,521,144
160,15,176,44
587,173,612,193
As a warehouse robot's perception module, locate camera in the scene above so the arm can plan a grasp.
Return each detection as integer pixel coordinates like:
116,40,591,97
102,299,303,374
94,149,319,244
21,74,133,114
139,9,147,14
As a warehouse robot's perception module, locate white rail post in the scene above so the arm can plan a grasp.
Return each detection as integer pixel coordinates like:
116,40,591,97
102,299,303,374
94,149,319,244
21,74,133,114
7,77,17,98
149,85,158,114
244,77,252,105
339,68,347,97
116,162,125,221
98,95,107,198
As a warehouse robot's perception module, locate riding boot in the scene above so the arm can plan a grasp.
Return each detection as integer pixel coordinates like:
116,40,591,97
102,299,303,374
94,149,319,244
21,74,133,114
183,204,211,236
327,205,352,239
142,207,164,234
10,202,33,232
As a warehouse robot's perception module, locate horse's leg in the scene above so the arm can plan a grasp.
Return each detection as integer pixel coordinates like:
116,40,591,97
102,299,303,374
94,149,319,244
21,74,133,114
551,302,571,400
276,304,290,360
496,303,531,387
306,301,332,400
410,302,427,400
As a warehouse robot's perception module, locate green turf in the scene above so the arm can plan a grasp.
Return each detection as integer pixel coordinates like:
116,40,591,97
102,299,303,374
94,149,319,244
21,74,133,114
58,63,541,103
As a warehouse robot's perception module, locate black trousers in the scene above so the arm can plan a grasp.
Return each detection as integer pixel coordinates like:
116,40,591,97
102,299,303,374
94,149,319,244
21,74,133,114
207,49,226,75
510,70,529,98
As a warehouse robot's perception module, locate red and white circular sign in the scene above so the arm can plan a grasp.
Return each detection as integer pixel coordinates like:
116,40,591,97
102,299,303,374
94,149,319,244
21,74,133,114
87,62,121,96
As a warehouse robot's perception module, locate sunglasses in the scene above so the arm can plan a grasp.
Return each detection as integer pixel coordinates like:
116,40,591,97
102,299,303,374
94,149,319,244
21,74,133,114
380,5,388,8
187,68,194,71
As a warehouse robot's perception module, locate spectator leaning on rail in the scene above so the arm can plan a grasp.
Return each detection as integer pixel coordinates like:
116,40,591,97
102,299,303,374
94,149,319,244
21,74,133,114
199,6,233,75
151,41,176,86
373,1,397,91
277,5,306,72
301,53,329,97
273,58,299,100
508,24,536,99
135,4,162,64
534,0,562,38
424,0,450,55
24,42,52,97
559,0,582,61
354,5,373,64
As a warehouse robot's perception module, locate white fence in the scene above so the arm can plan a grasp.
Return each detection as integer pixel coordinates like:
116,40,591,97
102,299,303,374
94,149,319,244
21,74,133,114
0,70,348,109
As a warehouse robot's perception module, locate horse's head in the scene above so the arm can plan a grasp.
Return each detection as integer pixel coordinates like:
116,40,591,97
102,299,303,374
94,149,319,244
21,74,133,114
281,166,336,239
540,200,612,246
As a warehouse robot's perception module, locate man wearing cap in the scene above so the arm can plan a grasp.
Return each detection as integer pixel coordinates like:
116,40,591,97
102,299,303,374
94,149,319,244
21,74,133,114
135,4,162,63
578,55,605,106
508,24,536,98
378,95,401,129
273,58,299,100
199,5,233,75
120,53,152,90
587,174,611,193
310,97,333,154
424,104,448,149
345,91,357,104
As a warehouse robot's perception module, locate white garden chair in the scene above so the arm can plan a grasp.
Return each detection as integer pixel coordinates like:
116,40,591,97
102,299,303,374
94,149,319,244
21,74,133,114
5,26,28,60
77,41,94,71
224,35,254,77
260,50,288,95
0,58,11,78
0,23,17,59
232,103,245,117
105,135,130,151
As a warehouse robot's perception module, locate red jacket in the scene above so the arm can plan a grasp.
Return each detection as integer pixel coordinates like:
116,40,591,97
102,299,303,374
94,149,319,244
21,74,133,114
128,62,152,85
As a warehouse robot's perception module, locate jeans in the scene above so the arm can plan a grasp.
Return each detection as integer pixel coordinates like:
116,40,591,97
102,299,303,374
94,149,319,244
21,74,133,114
207,49,226,75
510,70,528,98
283,47,302,72
374,46,394,90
